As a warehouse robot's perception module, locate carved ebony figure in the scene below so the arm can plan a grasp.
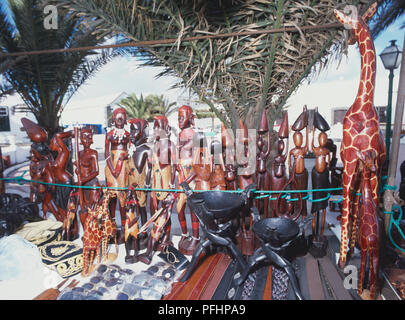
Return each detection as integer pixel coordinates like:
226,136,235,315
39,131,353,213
256,110,271,218
270,112,289,217
309,109,331,257
288,106,309,219
127,118,152,249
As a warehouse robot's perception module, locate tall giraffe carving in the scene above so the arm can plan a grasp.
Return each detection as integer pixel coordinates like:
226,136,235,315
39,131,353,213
334,2,386,268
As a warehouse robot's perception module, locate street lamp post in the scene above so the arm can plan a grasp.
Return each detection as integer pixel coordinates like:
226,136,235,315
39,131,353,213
379,40,402,162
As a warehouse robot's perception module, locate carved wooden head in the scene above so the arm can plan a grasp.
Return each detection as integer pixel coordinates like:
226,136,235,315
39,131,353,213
334,2,377,45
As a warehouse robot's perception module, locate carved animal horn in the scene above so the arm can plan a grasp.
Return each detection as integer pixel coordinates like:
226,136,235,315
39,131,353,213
221,122,234,147
292,105,308,131
313,107,330,132
21,117,48,143
278,112,289,138
258,109,269,134
362,2,378,23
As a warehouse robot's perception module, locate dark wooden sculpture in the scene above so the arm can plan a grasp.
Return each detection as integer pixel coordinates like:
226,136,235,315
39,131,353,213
221,122,237,190
270,112,289,217
256,109,271,218
309,110,331,257
288,106,309,219
237,119,257,255
104,107,130,241
356,150,381,300
127,118,152,250
64,127,100,240
334,3,386,268
400,160,405,203
139,192,177,264
148,115,177,257
325,138,343,212
124,186,140,263
21,118,70,222
237,119,255,189
176,105,200,255
0,147,5,194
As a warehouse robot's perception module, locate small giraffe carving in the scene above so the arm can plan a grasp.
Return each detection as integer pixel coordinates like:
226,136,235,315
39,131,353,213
82,189,118,277
334,2,386,269
356,150,381,300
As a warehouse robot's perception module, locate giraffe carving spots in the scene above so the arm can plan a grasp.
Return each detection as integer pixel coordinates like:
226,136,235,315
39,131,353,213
334,4,386,269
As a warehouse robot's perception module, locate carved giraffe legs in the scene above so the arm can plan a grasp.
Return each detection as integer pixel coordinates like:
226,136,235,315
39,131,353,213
358,242,379,299
349,192,360,255
339,170,356,268
368,244,379,300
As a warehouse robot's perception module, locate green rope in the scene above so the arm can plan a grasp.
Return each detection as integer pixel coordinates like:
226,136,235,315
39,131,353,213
0,174,346,198
384,205,405,254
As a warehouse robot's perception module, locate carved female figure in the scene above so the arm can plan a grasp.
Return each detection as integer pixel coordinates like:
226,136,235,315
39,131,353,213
104,108,129,237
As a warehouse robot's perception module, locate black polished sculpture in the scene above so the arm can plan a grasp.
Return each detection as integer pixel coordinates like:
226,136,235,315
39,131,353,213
179,182,256,283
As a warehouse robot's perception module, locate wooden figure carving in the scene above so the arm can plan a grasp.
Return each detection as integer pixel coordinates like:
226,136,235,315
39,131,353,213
334,2,386,268
127,118,152,249
124,187,140,263
105,108,129,241
176,105,200,255
237,119,257,256
309,110,331,256
149,115,176,250
325,138,343,212
139,192,177,264
237,119,254,189
356,150,381,300
210,140,226,191
256,109,271,218
82,189,118,276
270,112,289,217
21,118,71,222
288,106,309,219
221,122,237,190
184,132,213,196
64,127,100,240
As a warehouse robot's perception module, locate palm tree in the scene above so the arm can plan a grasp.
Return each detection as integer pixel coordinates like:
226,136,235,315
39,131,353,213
52,0,374,131
369,0,405,38
145,94,177,118
117,93,153,120
117,93,176,121
0,0,119,136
